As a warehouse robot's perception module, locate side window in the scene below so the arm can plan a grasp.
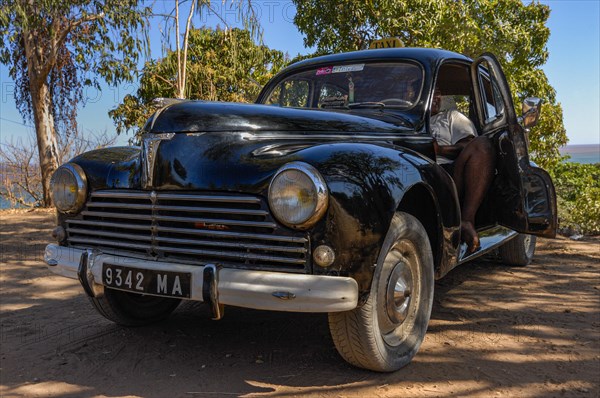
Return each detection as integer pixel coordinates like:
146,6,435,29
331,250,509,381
435,62,475,122
470,54,517,134
265,80,310,107
479,65,505,123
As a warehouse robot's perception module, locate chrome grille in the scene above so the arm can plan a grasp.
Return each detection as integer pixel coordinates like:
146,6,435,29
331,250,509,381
66,190,309,272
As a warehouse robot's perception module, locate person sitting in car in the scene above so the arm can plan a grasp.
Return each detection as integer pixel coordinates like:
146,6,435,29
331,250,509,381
430,87,496,253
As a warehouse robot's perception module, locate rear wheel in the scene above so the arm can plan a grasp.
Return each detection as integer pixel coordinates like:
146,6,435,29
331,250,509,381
328,212,434,372
499,233,536,266
90,288,181,326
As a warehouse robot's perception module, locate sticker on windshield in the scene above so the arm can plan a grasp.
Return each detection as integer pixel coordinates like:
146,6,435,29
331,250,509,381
332,64,365,73
316,66,333,76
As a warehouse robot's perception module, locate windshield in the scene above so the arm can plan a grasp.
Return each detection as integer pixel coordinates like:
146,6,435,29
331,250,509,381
261,62,423,110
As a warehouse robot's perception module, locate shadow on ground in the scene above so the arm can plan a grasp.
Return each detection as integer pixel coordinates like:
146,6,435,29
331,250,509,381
1,211,598,397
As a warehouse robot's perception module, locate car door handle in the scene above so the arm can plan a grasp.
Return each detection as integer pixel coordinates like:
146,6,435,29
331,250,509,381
498,132,509,156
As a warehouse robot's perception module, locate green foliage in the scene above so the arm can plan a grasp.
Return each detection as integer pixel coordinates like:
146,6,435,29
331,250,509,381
528,102,567,170
550,162,600,235
292,0,567,169
0,0,150,137
110,27,287,139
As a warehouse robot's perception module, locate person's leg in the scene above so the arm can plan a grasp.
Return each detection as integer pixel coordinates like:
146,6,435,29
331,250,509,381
452,136,495,253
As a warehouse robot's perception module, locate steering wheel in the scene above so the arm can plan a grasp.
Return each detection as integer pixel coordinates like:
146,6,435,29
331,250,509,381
380,98,413,107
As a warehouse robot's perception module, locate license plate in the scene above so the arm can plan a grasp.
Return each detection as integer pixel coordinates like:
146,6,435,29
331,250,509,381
102,264,191,298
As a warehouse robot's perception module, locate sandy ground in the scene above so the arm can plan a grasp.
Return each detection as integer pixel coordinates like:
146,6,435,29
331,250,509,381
0,209,598,398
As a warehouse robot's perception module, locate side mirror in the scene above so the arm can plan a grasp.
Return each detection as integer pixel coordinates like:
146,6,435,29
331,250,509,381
520,97,542,128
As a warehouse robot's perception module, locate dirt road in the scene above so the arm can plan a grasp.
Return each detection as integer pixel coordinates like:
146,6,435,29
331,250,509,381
1,210,598,397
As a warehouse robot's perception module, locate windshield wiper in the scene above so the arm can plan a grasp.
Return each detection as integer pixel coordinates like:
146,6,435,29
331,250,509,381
347,102,386,109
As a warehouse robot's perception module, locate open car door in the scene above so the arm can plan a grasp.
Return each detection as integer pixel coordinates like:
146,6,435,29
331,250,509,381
470,53,557,238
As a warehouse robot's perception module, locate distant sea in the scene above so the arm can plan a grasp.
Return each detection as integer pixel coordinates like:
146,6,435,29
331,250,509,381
0,197,13,210
559,144,600,165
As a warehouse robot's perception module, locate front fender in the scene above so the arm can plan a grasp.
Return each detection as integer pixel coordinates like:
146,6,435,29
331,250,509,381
70,146,141,191
294,143,459,295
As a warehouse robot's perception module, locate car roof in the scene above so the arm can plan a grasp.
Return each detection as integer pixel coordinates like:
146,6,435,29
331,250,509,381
286,48,472,72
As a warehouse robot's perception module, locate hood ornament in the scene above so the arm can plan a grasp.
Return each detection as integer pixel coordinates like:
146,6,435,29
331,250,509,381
141,133,175,189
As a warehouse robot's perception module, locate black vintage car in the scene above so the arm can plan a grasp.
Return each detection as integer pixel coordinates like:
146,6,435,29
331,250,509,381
45,47,557,372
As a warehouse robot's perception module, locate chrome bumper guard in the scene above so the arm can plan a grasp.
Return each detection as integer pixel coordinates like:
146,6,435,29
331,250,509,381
44,244,358,313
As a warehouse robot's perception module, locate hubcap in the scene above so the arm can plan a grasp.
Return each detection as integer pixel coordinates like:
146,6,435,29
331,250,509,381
523,234,531,248
378,240,420,347
386,259,413,324
523,234,535,258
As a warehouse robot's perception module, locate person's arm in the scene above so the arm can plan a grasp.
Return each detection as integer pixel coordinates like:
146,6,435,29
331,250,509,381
433,136,473,160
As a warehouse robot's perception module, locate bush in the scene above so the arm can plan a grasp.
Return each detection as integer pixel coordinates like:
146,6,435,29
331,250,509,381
549,162,600,235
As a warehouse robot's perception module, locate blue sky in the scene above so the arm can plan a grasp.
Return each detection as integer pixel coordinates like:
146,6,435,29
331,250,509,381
0,0,598,146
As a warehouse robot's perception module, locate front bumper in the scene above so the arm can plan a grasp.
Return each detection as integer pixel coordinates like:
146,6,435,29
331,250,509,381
44,244,358,313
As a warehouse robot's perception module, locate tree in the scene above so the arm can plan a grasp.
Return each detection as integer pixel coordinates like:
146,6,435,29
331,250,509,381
550,162,600,235
0,129,117,208
110,27,287,139
0,0,149,206
154,0,262,100
292,0,567,169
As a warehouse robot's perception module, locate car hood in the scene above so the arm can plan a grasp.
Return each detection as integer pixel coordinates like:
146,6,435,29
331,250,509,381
74,102,431,193
144,101,415,133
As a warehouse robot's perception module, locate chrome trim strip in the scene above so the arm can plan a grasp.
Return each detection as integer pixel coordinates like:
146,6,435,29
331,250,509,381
86,202,267,216
160,246,306,264
457,225,518,264
87,203,154,210
68,237,152,251
156,193,261,203
90,191,262,204
141,133,175,189
79,212,275,228
156,226,307,243
91,191,152,199
68,228,152,242
66,220,150,230
154,236,306,253
242,133,416,141
80,211,154,221
153,215,276,228
154,205,267,216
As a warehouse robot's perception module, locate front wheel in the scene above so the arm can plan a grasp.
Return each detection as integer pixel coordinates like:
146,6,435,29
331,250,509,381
328,212,434,372
89,288,181,326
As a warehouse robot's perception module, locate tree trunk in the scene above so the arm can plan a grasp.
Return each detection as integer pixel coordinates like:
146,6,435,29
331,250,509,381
30,82,59,207
22,23,60,207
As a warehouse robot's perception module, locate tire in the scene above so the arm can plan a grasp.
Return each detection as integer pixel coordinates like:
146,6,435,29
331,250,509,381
498,233,536,266
89,288,181,326
328,212,434,372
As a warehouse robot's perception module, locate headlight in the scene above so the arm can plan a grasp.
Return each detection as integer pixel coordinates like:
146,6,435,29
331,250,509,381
268,162,328,229
50,163,87,214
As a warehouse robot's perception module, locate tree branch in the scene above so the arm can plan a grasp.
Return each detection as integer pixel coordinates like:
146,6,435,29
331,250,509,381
175,0,182,97
40,12,106,78
145,70,176,89
179,0,196,99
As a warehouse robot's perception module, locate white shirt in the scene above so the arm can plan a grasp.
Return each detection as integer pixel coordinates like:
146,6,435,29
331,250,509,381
430,110,477,164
